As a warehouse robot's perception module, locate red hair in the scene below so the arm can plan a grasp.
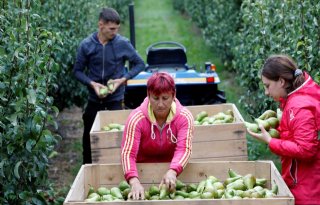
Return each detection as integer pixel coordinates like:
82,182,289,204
147,72,176,96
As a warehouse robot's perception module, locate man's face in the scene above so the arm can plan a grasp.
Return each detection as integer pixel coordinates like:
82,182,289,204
98,20,120,40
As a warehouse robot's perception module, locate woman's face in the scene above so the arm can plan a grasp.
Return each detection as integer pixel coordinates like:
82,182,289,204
149,92,174,119
261,75,287,101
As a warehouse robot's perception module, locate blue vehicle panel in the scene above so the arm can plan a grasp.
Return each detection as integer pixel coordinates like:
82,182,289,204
124,41,225,109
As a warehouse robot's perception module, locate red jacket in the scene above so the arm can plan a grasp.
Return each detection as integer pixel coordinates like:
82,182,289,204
269,73,320,205
121,97,194,181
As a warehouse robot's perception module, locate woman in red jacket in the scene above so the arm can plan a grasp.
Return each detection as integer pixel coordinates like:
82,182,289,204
121,72,194,200
247,55,320,205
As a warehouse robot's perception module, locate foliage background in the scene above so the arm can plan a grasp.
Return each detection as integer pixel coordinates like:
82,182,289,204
0,0,130,204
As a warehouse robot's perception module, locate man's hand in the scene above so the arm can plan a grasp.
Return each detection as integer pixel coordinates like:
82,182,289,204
247,123,272,144
159,169,177,192
108,77,127,93
128,177,145,200
90,81,109,98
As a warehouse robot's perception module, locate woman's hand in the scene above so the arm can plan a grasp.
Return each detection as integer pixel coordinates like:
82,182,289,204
160,169,177,192
247,123,272,144
128,177,145,200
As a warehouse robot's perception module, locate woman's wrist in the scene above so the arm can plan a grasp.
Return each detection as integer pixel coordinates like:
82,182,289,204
129,177,140,186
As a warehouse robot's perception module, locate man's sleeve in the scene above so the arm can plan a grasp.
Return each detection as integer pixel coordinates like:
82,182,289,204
123,42,145,80
73,43,91,85
169,108,194,176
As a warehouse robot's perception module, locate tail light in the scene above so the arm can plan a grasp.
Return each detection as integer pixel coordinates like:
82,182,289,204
206,77,215,83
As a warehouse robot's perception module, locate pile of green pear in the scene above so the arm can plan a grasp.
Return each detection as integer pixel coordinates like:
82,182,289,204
194,109,235,125
101,123,124,132
85,180,130,202
245,109,282,138
84,169,278,202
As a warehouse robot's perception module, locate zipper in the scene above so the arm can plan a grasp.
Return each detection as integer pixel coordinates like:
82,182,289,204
102,45,105,85
289,159,298,186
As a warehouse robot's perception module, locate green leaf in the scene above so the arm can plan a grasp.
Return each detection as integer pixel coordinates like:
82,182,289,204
6,113,17,126
0,160,5,177
27,89,37,105
26,139,36,152
14,161,22,179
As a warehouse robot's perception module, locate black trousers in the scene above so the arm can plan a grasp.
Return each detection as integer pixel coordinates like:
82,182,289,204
82,100,123,164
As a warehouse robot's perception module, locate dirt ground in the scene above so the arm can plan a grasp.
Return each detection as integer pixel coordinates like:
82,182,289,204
48,106,84,190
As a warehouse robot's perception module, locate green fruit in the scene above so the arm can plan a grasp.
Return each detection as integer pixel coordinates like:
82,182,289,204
258,110,277,120
87,185,95,197
188,191,200,199
122,187,131,200
243,174,256,189
118,180,130,191
101,194,113,201
268,128,280,138
271,183,278,195
173,195,185,200
108,123,122,129
224,176,242,186
110,187,123,199
99,87,108,95
204,179,215,193
176,179,186,190
102,125,110,131
255,118,271,130
196,111,208,122
207,175,219,184
228,168,242,178
85,195,100,202
159,184,169,200
196,180,206,193
255,178,267,187
226,179,246,191
186,183,197,193
245,122,260,133
214,112,227,120
265,117,279,128
213,182,224,190
216,189,224,199
175,190,189,198
224,109,234,117
87,192,99,199
149,185,160,196
150,195,160,200
144,190,150,200
97,187,110,196
107,83,114,91
200,191,214,199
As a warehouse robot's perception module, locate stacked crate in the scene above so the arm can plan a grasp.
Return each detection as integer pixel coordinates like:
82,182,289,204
89,103,247,163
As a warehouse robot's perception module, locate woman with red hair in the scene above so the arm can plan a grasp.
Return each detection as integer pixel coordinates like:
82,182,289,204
121,72,194,200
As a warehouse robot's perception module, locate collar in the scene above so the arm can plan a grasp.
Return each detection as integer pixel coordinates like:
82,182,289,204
148,101,177,124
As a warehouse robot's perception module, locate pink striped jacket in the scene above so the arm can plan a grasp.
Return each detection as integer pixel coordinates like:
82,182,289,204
121,97,194,181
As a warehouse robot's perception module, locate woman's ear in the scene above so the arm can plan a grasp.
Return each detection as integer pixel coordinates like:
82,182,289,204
279,78,286,87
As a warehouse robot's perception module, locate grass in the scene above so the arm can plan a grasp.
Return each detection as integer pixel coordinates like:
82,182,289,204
120,0,223,72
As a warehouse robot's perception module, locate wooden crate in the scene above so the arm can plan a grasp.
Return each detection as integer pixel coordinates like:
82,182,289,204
64,161,294,205
90,103,247,163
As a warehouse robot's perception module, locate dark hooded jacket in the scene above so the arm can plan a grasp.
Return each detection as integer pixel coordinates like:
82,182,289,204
73,32,145,103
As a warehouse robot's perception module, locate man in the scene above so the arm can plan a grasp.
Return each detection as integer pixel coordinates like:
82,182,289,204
73,7,145,164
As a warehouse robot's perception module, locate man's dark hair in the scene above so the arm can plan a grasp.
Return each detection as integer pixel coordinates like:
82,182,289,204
99,8,120,24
